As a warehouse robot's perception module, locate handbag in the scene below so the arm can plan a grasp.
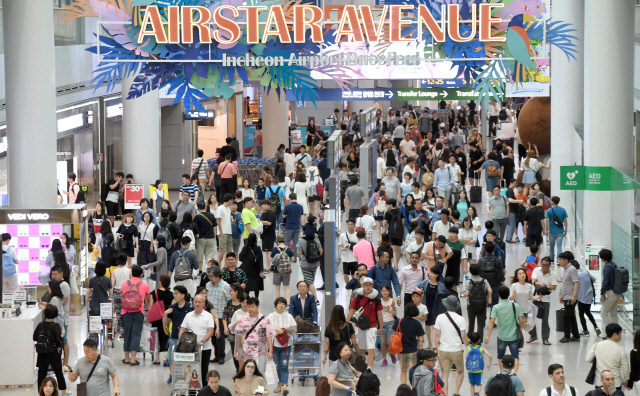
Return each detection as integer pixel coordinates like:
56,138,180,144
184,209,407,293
147,290,166,323
387,319,403,355
349,349,368,373
276,331,290,346
316,366,331,396
252,222,264,236
265,359,279,385
586,344,598,385
512,303,524,349
76,355,101,396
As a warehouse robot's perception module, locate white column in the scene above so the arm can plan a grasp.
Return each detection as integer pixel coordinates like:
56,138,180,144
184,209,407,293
262,92,290,159
550,0,584,205
5,0,57,208
582,0,634,246
122,75,160,191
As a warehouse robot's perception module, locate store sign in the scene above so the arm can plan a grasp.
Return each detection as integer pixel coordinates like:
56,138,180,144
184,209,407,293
185,110,216,120
560,166,640,191
0,209,85,224
395,88,477,100
7,213,50,221
124,184,144,209
327,130,343,170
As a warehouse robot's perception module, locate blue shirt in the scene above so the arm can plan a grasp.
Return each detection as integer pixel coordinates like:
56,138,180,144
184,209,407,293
168,301,194,339
231,212,243,239
168,247,199,281
283,202,304,230
409,209,430,230
577,269,596,304
180,183,199,201
367,263,402,298
433,167,453,191
265,186,287,211
601,261,617,296
318,159,331,180
545,205,568,234
431,205,445,223
484,371,525,394
256,186,267,201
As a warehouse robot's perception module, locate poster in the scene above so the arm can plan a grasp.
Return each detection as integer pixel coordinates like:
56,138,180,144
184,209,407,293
124,184,144,210
172,358,201,390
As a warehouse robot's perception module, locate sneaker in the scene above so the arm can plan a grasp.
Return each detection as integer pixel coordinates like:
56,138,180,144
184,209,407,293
390,354,397,364
317,284,326,291
315,300,320,306
474,393,480,396
596,328,602,336
570,336,581,342
167,375,172,384
558,337,570,343
580,331,590,337
515,237,520,242
63,365,69,372
381,360,388,367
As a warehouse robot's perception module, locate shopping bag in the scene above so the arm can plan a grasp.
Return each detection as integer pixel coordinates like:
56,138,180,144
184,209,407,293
265,359,279,385
524,301,538,333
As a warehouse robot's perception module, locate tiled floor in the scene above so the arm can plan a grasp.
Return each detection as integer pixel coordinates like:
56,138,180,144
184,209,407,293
2,183,634,396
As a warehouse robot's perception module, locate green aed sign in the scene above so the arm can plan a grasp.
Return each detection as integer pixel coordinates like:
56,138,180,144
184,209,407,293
395,88,477,101
560,166,639,191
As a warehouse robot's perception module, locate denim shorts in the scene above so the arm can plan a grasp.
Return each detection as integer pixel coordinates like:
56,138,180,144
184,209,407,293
167,338,178,361
63,324,68,345
382,321,395,339
496,338,519,360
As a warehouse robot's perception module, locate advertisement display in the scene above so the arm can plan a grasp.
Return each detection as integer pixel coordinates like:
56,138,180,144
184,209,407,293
585,245,604,312
360,107,376,138
124,184,144,210
172,354,201,390
327,130,343,170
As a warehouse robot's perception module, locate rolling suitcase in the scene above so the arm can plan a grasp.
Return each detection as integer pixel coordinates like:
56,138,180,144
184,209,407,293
556,309,565,332
470,170,482,203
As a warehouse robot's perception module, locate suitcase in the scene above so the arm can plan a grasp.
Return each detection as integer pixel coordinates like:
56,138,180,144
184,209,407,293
556,309,565,332
470,171,482,203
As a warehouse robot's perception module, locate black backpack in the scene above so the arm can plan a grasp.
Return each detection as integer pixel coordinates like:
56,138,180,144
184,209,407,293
485,373,513,396
269,186,282,215
305,239,321,263
388,211,404,239
468,279,487,311
546,386,576,396
387,150,397,167
607,263,629,295
479,256,500,286
71,182,86,203
35,323,56,354
499,108,508,121
176,329,198,353
356,368,381,396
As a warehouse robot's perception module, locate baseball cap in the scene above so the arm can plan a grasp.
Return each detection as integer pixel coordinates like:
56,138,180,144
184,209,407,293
361,277,373,285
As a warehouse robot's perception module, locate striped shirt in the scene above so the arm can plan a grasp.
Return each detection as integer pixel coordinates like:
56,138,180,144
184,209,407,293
180,183,199,201
398,264,427,294
191,157,207,179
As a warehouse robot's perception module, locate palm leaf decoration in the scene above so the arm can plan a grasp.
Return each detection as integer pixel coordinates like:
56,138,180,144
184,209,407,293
56,0,98,26
473,55,512,104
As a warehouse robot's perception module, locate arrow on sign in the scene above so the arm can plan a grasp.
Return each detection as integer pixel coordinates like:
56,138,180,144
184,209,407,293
421,80,427,85
385,91,394,99
442,90,448,98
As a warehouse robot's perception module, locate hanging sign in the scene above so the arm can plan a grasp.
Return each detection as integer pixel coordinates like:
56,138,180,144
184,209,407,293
124,184,145,209
560,166,639,191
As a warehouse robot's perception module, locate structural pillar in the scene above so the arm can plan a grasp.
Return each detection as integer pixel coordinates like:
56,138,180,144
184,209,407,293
262,91,290,157
122,75,160,191
582,0,634,247
5,0,57,208
550,0,584,208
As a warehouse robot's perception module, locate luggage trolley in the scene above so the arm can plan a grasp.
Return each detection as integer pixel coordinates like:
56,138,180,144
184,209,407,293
139,324,158,361
171,348,203,396
87,301,115,353
289,329,322,386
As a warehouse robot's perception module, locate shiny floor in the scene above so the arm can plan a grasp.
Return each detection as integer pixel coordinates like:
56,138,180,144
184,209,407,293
2,183,635,396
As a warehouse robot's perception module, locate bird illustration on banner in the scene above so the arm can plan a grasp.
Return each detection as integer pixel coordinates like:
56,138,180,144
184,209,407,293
507,14,537,82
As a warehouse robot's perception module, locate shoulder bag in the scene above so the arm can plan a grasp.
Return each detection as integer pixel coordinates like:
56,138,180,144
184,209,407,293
586,344,598,385
76,355,101,396
147,289,166,323
244,315,265,342
511,303,524,349
444,312,464,344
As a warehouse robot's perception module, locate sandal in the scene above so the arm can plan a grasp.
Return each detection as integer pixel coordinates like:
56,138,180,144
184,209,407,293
543,340,552,345
274,384,282,393
130,361,140,366
526,337,538,343
122,359,130,364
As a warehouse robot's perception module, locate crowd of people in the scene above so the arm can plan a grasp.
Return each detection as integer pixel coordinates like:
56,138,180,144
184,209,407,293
6,102,633,396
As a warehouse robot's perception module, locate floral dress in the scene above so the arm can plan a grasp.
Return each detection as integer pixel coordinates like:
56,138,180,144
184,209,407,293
235,315,275,372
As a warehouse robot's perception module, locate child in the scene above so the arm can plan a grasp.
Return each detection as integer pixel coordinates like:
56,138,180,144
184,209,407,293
412,289,429,329
466,332,492,396
256,178,267,202
410,349,444,394
521,245,540,282
380,285,397,367
230,201,243,255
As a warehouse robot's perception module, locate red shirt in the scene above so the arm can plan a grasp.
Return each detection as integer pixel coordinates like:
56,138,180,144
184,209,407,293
120,278,150,314
349,295,383,330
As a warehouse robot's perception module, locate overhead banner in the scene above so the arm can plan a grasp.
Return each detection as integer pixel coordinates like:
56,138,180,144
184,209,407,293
285,87,477,102
395,88,478,101
560,166,638,191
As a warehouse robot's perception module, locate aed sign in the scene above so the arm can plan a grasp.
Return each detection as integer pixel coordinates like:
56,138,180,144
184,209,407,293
560,166,639,191
124,184,144,210
138,4,506,45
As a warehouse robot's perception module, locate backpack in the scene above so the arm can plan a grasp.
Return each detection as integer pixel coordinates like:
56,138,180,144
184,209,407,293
525,256,539,282
276,247,292,273
305,239,321,264
468,279,488,311
486,373,513,396
356,368,380,396
269,186,282,215
479,256,500,286
375,194,387,214
196,185,205,206
546,386,576,396
2,249,16,277
386,149,397,167
35,323,57,354
182,228,196,251
607,262,629,295
174,250,193,281
176,329,199,353
388,210,404,239
122,280,143,311
499,108,508,121
157,221,173,246
466,345,484,373
71,182,86,203
487,161,499,177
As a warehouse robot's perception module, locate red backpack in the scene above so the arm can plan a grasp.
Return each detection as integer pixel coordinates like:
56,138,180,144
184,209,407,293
434,369,446,395
525,255,539,282
122,280,143,311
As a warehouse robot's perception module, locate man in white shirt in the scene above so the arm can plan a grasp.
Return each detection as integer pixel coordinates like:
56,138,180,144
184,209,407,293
539,364,577,396
216,193,234,267
399,132,416,158
294,145,311,169
586,323,630,390
376,155,385,184
432,208,453,241
393,120,405,149
406,228,428,266
488,100,500,136
339,220,359,284
530,257,558,344
403,157,416,180
434,296,469,396
180,294,215,381
329,108,340,126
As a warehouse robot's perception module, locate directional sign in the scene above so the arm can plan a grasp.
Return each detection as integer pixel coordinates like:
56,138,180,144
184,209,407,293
285,88,394,102
395,88,478,101
185,110,216,120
